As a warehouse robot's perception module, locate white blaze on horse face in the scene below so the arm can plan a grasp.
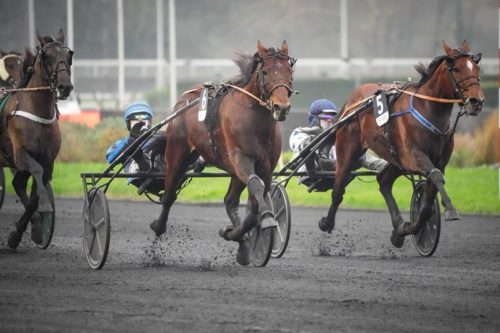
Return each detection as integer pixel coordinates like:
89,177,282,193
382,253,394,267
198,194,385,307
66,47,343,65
465,58,474,72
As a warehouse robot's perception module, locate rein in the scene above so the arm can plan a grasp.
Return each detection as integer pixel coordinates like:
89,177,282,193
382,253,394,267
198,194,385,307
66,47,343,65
0,85,52,98
226,83,268,107
399,90,462,103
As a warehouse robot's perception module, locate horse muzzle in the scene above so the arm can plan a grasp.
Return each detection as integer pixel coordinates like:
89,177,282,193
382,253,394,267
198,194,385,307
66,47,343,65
462,97,484,116
57,83,73,100
271,102,291,121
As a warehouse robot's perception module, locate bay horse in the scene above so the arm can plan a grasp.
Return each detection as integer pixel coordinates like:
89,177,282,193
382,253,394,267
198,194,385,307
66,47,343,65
150,41,295,265
318,41,484,248
0,29,73,248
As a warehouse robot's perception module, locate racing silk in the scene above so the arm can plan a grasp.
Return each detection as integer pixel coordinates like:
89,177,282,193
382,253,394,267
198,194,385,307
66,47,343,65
106,137,131,164
289,126,336,160
289,126,336,173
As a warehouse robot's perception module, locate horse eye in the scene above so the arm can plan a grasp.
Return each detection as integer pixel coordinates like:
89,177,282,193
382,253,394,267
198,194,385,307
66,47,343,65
453,67,459,73
262,70,268,75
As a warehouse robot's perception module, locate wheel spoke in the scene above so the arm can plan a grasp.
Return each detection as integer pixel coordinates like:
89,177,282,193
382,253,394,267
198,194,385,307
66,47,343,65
275,225,284,243
274,205,285,219
95,231,103,257
87,231,96,255
94,217,105,230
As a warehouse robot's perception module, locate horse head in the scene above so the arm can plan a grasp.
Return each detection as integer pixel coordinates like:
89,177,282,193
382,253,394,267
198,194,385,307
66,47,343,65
36,29,73,99
0,51,22,87
255,40,296,121
443,40,484,116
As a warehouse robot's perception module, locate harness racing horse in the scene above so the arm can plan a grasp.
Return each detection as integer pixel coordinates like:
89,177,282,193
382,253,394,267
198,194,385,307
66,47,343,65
318,41,484,248
150,41,295,265
0,29,73,248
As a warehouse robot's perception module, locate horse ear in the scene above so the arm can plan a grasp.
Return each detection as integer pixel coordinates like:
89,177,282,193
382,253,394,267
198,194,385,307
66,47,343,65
442,40,453,56
57,29,65,44
37,31,44,46
462,40,471,51
24,48,35,63
257,40,266,56
281,40,288,55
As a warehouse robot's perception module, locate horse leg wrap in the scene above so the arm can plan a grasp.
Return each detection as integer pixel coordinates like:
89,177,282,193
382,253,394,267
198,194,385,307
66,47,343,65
428,168,445,185
247,175,277,230
428,168,460,221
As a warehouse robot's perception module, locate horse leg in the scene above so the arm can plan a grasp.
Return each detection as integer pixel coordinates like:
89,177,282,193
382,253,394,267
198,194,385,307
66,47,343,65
219,156,275,242
150,146,191,237
13,149,52,213
398,180,438,235
223,176,251,265
318,132,362,233
377,164,406,247
428,168,460,220
7,195,39,248
12,170,30,207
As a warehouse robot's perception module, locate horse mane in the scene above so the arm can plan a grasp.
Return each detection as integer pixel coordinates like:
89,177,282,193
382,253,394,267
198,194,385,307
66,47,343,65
414,55,447,87
17,49,36,88
227,51,258,87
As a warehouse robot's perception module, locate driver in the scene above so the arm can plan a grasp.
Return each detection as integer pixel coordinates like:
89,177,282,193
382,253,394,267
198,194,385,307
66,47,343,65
106,101,155,188
289,98,387,175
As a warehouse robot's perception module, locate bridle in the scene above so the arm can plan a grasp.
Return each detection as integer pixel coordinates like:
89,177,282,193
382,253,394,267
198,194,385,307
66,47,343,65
37,40,73,97
254,49,297,109
0,42,73,100
444,50,482,104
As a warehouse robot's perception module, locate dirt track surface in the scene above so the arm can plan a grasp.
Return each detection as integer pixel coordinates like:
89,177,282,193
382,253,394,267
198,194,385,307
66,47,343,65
1,195,499,332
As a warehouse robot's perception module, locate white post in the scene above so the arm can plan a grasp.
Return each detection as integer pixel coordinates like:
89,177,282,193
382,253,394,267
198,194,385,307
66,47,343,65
66,0,74,84
156,0,165,89
117,0,125,109
28,0,35,50
340,0,348,60
168,0,177,107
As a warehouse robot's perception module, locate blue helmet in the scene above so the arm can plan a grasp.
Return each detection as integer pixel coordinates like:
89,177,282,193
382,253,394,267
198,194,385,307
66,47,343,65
124,101,153,121
308,99,338,127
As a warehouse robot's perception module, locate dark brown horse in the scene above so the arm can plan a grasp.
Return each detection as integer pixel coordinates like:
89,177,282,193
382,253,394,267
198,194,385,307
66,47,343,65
318,41,484,248
0,29,73,248
150,41,295,265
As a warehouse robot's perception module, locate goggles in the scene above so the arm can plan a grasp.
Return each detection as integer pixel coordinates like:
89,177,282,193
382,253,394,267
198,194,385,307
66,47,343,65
128,113,151,121
129,119,151,128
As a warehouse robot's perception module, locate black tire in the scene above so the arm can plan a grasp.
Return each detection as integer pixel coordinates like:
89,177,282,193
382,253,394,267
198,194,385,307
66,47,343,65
0,168,5,210
83,189,111,270
411,181,441,257
35,183,56,249
270,181,291,258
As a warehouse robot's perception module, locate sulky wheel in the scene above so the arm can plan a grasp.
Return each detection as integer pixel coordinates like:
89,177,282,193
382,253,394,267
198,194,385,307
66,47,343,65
248,221,274,267
246,192,275,267
0,168,5,210
270,181,291,258
411,181,441,257
83,188,110,269
35,182,56,249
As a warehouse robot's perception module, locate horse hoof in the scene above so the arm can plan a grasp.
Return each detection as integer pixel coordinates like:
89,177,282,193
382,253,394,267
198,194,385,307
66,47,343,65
390,230,405,248
218,226,234,241
318,217,334,233
236,240,250,266
31,219,43,245
444,209,461,221
260,215,277,230
150,220,166,237
8,230,22,249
